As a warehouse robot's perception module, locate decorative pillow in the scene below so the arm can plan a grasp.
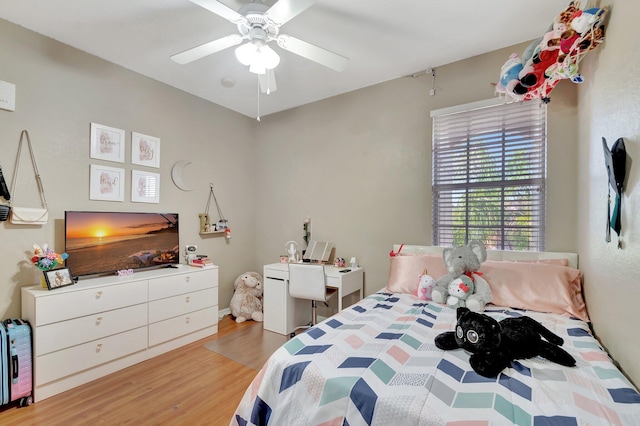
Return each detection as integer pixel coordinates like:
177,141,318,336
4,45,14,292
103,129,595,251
479,260,589,322
386,254,448,294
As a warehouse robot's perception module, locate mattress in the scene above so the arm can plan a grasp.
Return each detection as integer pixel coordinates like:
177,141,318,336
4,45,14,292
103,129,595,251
231,292,640,425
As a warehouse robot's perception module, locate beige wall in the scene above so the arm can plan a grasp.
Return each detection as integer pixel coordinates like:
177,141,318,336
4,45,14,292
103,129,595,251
254,43,579,296
4,1,638,389
0,19,258,316
577,0,640,386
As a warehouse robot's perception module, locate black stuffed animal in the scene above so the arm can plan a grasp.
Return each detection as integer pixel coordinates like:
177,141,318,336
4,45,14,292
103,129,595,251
435,307,576,378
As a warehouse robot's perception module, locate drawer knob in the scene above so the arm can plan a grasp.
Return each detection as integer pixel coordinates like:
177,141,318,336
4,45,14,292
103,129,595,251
95,316,103,325
185,296,190,303
96,291,103,299
96,343,103,353
185,316,190,324
185,276,190,283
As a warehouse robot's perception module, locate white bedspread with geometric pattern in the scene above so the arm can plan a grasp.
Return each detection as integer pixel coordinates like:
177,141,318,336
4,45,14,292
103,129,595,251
232,292,640,425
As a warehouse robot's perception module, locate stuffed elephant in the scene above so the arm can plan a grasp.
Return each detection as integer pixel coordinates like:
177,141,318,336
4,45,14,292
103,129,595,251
431,240,492,312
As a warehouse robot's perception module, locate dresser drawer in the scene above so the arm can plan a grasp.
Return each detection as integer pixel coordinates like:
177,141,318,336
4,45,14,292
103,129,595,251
36,326,147,385
33,281,148,326
35,303,148,356
148,288,218,324
148,307,217,347
149,269,218,301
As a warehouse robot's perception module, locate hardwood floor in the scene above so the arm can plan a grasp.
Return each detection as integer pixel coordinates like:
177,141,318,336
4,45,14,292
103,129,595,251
0,316,275,426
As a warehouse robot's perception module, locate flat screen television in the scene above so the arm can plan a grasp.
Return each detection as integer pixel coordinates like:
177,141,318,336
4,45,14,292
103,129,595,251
65,211,179,277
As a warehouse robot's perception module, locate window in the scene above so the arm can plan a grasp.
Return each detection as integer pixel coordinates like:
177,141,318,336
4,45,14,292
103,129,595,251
431,99,546,251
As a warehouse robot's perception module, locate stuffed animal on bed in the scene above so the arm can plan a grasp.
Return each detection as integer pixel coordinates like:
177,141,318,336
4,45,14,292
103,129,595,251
229,272,264,323
446,275,474,307
416,269,436,301
435,307,576,378
431,240,492,312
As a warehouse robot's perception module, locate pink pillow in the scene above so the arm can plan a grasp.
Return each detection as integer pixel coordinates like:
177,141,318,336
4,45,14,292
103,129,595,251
479,260,589,322
386,254,448,294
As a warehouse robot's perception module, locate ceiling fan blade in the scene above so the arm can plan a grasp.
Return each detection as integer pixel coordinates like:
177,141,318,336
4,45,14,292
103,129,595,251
189,0,246,24
265,0,318,26
171,34,242,64
277,34,349,72
259,70,277,94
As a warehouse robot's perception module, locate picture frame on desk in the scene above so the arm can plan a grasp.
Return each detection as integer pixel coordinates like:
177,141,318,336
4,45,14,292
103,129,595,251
43,268,75,290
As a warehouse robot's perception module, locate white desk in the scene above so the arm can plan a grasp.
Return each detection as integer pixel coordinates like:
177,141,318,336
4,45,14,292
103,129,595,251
263,263,364,336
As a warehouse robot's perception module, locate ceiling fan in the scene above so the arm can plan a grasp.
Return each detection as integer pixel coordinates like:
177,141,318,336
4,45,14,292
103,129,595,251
171,0,349,94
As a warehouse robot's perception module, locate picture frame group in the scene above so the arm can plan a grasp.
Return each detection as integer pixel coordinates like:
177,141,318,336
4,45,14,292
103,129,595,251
88,122,161,203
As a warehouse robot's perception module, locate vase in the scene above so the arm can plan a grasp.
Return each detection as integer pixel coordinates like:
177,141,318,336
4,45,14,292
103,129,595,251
33,267,47,289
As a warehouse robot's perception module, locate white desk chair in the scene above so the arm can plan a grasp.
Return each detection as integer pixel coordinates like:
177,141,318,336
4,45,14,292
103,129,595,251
288,263,337,337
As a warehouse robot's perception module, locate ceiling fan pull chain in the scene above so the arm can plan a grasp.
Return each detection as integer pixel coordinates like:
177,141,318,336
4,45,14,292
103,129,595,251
266,71,271,95
256,76,261,121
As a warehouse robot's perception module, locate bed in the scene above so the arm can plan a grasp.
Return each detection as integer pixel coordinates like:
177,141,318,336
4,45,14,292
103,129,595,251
231,246,640,425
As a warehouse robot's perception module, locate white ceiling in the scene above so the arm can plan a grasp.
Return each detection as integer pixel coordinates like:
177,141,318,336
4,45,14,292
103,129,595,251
0,0,569,118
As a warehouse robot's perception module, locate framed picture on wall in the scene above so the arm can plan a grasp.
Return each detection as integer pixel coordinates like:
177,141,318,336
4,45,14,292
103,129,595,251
131,132,160,168
90,122,125,163
131,169,160,203
89,164,125,202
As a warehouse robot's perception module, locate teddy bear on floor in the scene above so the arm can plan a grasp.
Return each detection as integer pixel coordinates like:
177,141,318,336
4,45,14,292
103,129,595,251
230,271,264,323
435,307,576,378
430,240,492,312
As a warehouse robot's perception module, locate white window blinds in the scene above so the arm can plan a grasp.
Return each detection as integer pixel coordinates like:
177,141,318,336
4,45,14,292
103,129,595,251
431,100,547,251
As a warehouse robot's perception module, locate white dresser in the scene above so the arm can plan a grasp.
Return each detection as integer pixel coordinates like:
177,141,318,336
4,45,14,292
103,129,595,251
21,265,218,402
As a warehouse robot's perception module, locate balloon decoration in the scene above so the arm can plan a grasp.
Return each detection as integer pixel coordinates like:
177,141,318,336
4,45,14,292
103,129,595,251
496,1,608,103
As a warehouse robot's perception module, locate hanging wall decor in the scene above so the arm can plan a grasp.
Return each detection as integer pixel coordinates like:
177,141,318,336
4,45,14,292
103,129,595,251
602,137,627,248
495,1,608,103
200,183,230,238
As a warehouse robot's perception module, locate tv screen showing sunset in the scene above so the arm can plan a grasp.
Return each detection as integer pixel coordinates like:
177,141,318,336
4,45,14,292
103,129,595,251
65,211,179,277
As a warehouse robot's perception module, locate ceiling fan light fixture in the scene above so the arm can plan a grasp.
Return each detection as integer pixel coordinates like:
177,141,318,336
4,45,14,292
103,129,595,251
249,60,266,75
235,42,280,74
260,45,280,69
235,42,256,66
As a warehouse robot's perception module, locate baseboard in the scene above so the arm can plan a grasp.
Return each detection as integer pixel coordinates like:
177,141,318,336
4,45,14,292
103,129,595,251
218,307,230,318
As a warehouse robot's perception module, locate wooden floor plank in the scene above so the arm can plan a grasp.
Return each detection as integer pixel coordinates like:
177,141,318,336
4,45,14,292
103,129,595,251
0,316,271,426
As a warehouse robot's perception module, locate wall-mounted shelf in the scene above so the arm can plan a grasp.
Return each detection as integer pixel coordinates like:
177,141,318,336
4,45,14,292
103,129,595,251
199,230,226,236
